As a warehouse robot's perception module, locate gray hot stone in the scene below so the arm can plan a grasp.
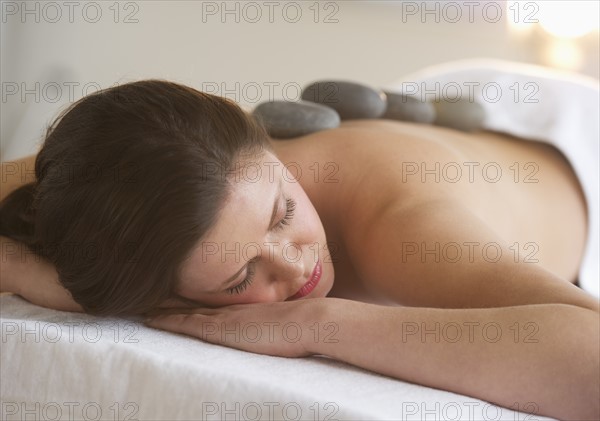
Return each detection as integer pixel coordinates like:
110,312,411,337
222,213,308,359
432,98,486,132
382,92,436,124
252,100,341,139
301,80,387,120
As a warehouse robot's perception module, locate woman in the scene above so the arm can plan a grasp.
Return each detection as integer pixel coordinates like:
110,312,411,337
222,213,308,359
1,80,598,420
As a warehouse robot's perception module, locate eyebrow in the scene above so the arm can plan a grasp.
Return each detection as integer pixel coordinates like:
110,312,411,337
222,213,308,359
214,178,283,292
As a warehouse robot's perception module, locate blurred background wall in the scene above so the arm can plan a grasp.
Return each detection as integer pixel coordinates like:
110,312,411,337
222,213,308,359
1,0,599,161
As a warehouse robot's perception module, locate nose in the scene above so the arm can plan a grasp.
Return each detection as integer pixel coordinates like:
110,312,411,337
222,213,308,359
267,244,306,283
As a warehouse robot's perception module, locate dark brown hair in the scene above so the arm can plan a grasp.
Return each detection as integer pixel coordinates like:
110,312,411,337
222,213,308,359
0,80,271,316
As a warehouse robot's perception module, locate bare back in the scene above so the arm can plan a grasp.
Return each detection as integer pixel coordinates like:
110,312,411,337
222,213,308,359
271,120,588,305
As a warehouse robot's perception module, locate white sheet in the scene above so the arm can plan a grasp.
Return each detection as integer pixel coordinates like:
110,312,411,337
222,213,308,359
384,58,600,299
1,295,556,421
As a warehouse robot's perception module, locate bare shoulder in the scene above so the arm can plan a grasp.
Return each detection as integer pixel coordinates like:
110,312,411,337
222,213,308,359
346,197,599,312
274,120,469,242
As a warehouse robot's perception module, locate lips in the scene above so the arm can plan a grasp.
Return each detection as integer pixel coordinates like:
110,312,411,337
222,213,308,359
285,259,322,301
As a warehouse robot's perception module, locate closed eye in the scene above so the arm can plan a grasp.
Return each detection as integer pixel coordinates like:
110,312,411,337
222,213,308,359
274,197,296,230
225,197,296,295
226,265,255,295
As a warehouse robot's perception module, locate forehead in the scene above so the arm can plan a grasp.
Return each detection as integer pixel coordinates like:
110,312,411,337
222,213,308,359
179,152,282,285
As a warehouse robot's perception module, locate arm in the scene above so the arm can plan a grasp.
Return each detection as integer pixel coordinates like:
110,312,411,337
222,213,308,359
336,199,599,420
0,235,83,312
144,297,599,420
1,154,83,311
313,300,599,421
347,199,600,312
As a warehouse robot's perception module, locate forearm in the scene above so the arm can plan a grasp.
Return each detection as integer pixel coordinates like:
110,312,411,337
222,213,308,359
314,301,599,421
0,235,83,312
0,235,27,293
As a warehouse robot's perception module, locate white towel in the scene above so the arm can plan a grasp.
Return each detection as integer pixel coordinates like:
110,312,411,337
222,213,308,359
0,295,556,420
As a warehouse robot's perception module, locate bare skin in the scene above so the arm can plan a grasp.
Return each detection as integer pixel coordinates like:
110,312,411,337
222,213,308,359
270,120,593,309
2,120,598,420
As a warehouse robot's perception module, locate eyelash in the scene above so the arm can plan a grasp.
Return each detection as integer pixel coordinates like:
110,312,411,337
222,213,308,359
274,198,296,230
225,198,296,295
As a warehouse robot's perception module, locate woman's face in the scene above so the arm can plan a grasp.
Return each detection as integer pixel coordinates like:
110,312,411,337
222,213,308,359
174,150,335,307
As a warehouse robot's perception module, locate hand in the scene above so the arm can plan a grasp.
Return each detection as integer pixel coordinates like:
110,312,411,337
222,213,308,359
144,297,342,358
